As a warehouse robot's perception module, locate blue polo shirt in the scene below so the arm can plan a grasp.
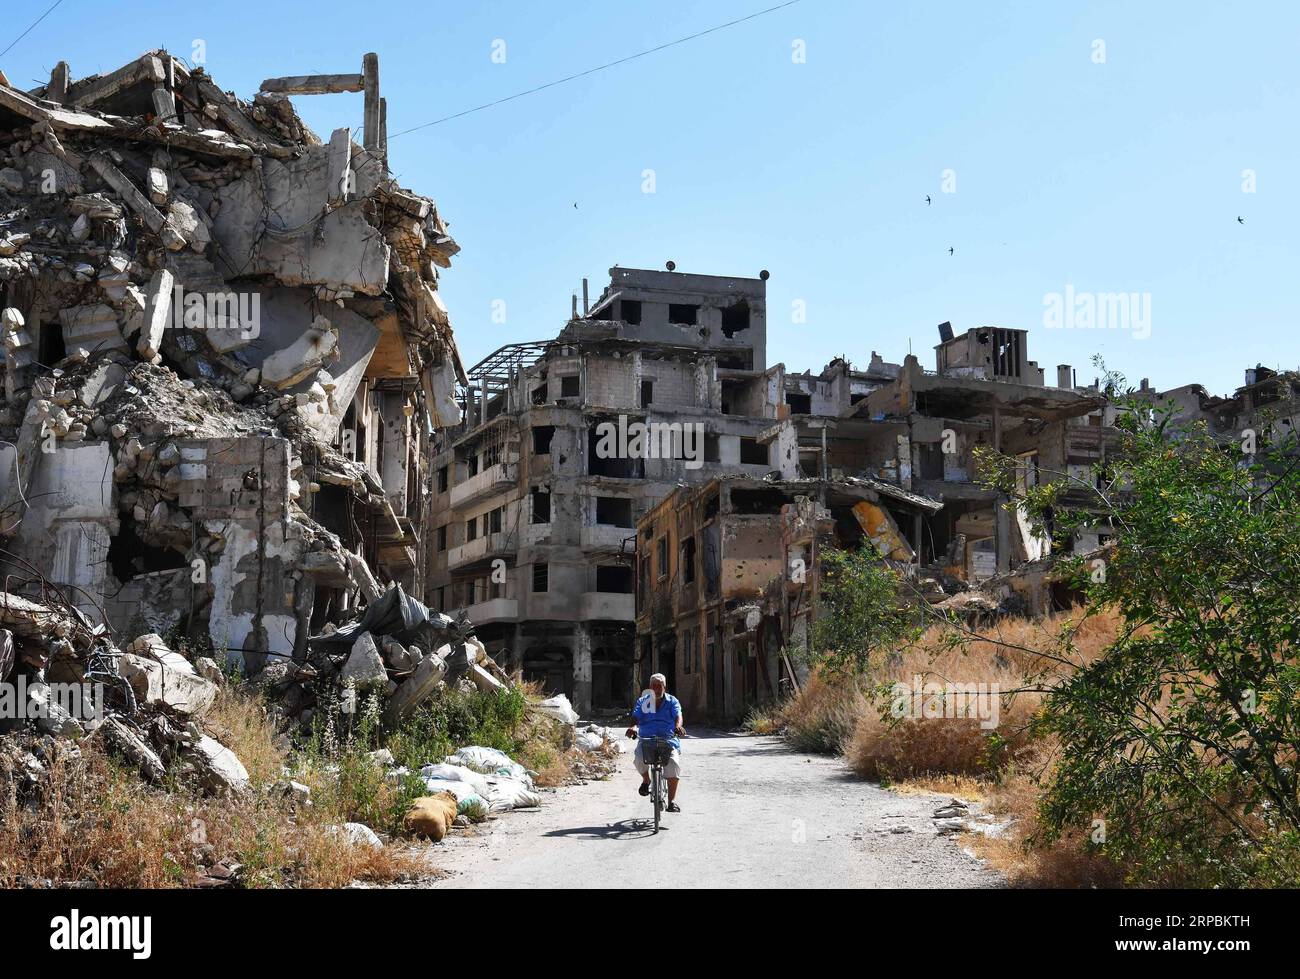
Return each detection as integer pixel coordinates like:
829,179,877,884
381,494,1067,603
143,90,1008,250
634,692,682,751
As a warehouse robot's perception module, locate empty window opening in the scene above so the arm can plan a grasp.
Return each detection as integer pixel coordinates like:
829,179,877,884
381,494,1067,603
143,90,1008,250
38,319,66,371
668,304,698,325
560,375,580,398
682,536,696,584
704,434,720,463
596,565,633,593
465,516,478,541
621,299,642,325
532,488,551,523
716,352,752,370
108,522,188,583
533,425,555,455
489,507,503,534
730,487,793,515
739,437,767,465
640,380,654,407
596,496,634,526
587,425,644,477
437,465,448,492
532,563,549,592
436,525,447,551
785,391,812,414
720,300,750,337
657,537,669,578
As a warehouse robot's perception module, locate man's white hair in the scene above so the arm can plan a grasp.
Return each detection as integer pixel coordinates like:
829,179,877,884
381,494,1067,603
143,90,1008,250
650,673,667,685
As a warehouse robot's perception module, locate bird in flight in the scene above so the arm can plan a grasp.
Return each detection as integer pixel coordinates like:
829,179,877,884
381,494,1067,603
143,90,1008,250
925,195,932,205
1237,216,1244,224
573,202,579,209
948,246,954,256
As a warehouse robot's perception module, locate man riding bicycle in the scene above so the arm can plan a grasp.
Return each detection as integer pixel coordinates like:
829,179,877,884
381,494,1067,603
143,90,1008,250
625,672,684,812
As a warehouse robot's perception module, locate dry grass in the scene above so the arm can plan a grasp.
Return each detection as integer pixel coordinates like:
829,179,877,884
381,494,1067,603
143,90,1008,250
967,764,1125,888
885,774,991,801
204,686,287,789
770,607,1129,886
0,687,431,888
846,608,1121,781
0,741,430,888
776,673,869,754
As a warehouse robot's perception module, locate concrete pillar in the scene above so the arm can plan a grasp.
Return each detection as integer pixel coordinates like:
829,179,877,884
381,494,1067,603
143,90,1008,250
995,505,1011,573
572,623,592,718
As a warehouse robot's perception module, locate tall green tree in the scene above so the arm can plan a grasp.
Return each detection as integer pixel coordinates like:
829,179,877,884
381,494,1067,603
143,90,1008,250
980,371,1300,885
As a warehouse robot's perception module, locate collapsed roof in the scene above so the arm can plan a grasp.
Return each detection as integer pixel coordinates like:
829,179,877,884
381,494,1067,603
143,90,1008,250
0,49,466,669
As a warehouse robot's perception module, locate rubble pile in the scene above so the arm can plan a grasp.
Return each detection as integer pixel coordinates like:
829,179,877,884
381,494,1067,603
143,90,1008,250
0,52,558,823
0,49,465,673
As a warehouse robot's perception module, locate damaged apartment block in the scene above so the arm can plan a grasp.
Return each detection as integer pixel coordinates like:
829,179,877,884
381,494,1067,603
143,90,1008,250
0,50,465,670
427,267,795,716
635,319,1127,723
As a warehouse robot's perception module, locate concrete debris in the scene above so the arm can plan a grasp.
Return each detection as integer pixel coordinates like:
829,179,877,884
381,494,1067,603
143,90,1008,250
0,50,499,823
0,47,468,686
187,733,251,794
339,631,388,692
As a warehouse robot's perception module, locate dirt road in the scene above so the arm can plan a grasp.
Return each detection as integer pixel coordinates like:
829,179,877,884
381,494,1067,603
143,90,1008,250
427,730,1003,888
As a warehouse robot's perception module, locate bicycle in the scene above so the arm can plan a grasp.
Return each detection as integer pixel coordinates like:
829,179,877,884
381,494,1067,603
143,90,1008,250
639,735,673,833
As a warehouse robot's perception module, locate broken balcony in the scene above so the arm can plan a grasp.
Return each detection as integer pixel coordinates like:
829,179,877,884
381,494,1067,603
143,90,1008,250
464,596,520,625
449,459,517,508
446,530,515,570
579,592,636,621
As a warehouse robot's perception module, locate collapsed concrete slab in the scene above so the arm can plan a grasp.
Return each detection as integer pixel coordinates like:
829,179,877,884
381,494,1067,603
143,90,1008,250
0,48,467,677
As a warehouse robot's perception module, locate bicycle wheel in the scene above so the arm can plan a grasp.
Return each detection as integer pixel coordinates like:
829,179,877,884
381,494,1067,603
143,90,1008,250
652,766,662,832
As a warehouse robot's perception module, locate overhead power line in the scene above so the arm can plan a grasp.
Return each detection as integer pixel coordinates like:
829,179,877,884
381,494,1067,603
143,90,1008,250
386,0,806,142
0,0,66,60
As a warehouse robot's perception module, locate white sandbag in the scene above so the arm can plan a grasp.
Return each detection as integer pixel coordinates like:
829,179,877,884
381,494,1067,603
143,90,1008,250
574,729,608,752
484,775,542,812
420,763,492,797
534,694,579,727
447,746,532,785
421,777,480,802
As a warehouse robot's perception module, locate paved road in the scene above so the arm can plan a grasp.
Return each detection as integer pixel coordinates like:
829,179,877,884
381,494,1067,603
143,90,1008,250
427,730,1002,888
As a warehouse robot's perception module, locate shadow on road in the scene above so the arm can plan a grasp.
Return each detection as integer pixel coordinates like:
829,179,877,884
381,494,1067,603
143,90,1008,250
542,818,667,841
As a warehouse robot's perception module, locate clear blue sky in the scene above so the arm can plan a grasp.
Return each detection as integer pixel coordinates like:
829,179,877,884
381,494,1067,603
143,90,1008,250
5,0,1297,394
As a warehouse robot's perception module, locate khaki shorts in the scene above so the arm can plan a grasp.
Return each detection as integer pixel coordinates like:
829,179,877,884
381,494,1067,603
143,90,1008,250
633,741,682,779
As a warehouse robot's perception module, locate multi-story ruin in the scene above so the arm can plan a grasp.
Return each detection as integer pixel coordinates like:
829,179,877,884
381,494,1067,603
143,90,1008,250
0,51,464,673
636,322,1126,722
427,266,798,715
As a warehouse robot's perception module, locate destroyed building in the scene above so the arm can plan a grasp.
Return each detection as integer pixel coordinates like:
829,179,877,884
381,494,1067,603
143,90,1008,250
770,325,1117,579
0,50,465,673
636,476,940,721
632,322,1128,721
427,267,804,715
1140,365,1300,452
